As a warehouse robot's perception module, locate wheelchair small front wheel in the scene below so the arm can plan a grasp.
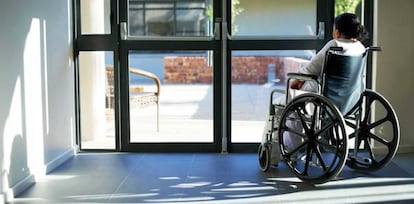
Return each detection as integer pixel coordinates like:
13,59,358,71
278,93,348,184
345,90,400,172
258,144,271,172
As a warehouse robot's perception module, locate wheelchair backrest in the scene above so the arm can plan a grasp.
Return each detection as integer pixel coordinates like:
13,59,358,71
321,48,367,115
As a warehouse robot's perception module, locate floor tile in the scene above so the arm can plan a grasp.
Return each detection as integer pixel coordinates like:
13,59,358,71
11,153,414,204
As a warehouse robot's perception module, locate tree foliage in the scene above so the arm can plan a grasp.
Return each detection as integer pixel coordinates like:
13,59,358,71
206,0,244,34
335,0,361,16
230,0,244,34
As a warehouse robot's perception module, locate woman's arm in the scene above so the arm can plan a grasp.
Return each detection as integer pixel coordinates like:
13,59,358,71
299,40,337,76
290,79,305,89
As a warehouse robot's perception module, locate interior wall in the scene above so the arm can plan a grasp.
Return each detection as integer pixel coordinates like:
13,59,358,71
0,0,75,201
375,0,414,153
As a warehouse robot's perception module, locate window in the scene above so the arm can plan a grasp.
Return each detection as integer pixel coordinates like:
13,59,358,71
128,0,209,37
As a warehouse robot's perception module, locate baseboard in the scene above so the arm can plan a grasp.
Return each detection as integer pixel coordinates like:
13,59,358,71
9,174,35,198
0,193,5,204
44,148,75,174
7,147,75,200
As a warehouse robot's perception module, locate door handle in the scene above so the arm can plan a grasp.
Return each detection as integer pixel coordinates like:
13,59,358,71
317,21,325,39
120,22,127,40
214,18,221,40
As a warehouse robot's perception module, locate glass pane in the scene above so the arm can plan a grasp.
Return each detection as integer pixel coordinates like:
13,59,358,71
79,51,115,149
335,0,362,16
81,0,111,35
128,0,212,37
128,51,214,143
177,9,206,36
231,50,315,143
232,0,317,36
177,2,206,8
129,7,145,36
145,10,174,36
146,2,174,8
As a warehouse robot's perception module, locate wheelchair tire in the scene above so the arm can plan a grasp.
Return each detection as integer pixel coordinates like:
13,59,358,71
258,144,271,172
278,93,348,184
345,90,400,172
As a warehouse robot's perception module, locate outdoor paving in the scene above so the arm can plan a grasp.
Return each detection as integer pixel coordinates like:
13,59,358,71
82,84,285,149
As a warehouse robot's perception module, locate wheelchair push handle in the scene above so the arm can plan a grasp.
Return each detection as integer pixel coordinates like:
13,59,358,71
329,46,344,52
367,46,382,52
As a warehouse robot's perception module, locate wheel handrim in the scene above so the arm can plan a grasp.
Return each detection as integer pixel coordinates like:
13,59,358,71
345,90,400,171
279,94,348,184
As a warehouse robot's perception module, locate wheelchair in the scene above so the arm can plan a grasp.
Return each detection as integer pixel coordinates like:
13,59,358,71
258,46,400,184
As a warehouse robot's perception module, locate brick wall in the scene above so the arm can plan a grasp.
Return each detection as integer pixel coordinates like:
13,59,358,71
231,56,276,84
275,57,310,83
164,56,213,83
164,56,310,84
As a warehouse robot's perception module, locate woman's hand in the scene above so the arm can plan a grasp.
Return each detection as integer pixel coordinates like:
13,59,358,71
290,79,305,90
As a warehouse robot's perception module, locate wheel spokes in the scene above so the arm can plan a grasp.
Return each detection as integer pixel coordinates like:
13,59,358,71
366,131,392,147
302,145,313,176
295,107,310,134
281,125,307,139
314,120,335,137
346,90,400,171
310,102,318,131
314,146,328,171
366,116,390,130
285,140,308,157
362,97,374,124
316,140,336,151
280,94,348,183
345,120,357,129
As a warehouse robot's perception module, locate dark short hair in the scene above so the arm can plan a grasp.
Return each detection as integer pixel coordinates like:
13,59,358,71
334,13,368,41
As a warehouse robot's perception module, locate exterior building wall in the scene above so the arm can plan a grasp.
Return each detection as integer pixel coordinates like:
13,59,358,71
164,56,309,84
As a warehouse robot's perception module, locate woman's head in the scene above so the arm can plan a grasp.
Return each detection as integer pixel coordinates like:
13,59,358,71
333,13,368,41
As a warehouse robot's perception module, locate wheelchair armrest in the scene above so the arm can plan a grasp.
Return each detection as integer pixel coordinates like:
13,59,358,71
271,88,285,94
287,73,318,82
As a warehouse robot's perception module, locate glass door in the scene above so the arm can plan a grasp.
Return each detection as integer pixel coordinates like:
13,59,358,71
119,0,334,152
228,0,334,151
75,0,372,152
227,0,374,151
75,0,119,151
119,0,222,152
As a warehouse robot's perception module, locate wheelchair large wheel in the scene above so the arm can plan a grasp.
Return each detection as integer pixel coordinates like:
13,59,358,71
345,90,400,172
278,93,348,184
258,144,271,172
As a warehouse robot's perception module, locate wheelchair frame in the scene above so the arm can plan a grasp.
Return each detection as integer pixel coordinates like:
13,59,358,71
258,46,400,184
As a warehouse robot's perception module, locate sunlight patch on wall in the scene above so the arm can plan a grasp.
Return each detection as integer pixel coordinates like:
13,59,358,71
2,77,23,192
23,18,45,176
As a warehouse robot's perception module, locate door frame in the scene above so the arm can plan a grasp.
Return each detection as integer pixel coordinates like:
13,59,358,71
118,0,223,152
73,0,375,153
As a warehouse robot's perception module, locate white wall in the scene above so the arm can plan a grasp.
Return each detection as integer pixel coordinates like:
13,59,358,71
0,0,75,201
375,0,414,153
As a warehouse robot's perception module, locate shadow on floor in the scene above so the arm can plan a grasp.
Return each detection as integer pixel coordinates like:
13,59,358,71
12,153,414,204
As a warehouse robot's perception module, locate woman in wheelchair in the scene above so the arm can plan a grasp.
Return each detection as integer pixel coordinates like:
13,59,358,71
258,13,400,184
291,12,368,92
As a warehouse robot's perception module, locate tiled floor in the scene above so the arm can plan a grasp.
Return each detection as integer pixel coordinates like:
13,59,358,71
11,152,414,204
